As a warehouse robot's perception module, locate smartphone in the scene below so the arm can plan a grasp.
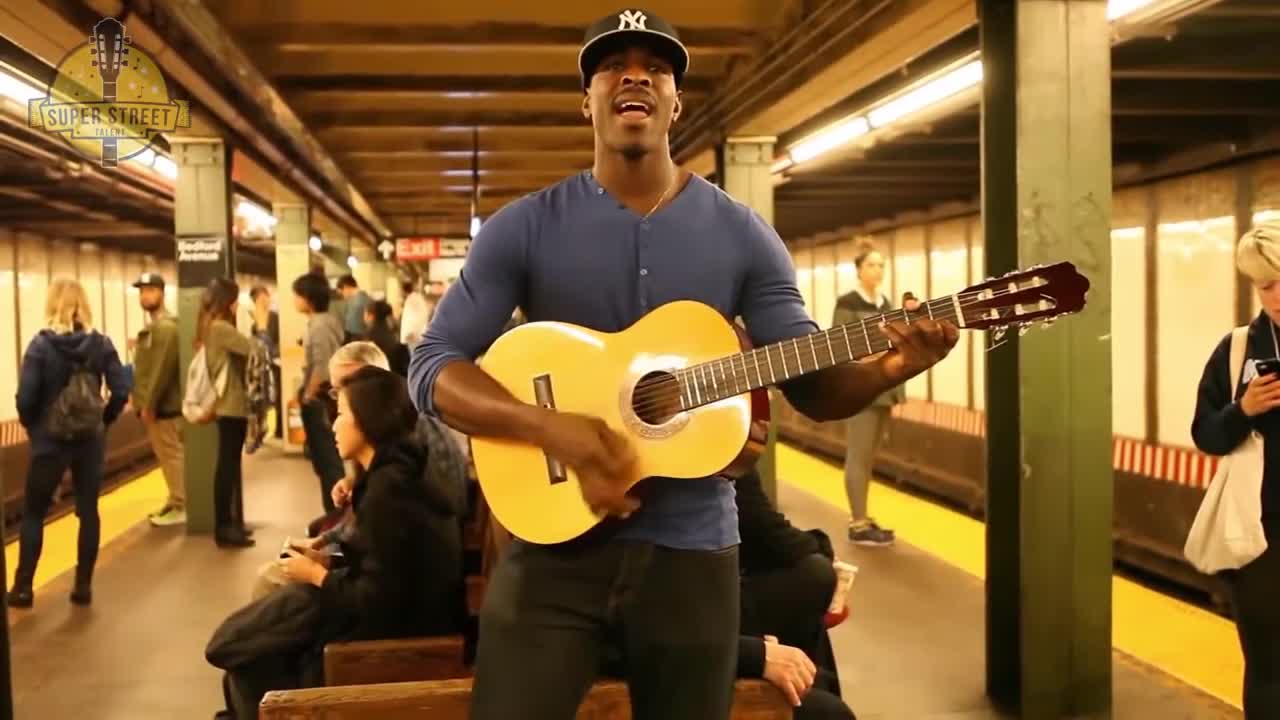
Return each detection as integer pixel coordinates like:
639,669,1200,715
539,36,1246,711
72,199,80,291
1257,359,1280,379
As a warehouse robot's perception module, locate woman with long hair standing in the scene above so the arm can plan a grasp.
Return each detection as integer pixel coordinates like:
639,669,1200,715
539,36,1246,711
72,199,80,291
831,243,904,547
9,278,130,607
199,277,255,548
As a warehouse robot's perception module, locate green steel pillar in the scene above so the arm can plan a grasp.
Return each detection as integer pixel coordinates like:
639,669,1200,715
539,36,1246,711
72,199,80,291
720,136,779,505
979,0,1114,716
273,203,311,452
171,138,235,535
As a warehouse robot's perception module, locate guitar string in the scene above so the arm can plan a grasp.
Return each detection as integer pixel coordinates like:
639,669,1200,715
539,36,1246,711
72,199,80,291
627,281,1054,415
626,283,1060,416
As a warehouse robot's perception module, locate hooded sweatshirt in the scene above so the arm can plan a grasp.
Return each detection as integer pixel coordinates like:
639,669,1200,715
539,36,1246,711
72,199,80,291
16,327,131,456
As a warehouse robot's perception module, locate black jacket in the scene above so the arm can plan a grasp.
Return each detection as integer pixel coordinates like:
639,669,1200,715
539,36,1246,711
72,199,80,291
1191,311,1280,514
319,436,466,642
17,327,130,456
734,468,835,678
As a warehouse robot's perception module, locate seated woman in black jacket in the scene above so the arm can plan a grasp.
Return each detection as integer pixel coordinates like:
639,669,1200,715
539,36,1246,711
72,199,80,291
281,364,464,636
219,365,464,718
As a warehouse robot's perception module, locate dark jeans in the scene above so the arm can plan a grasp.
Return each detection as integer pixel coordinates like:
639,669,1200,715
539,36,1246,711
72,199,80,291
15,434,104,588
1230,513,1280,719
741,553,851,719
299,399,342,514
470,538,740,720
272,364,283,439
742,553,839,672
223,649,323,720
215,418,248,533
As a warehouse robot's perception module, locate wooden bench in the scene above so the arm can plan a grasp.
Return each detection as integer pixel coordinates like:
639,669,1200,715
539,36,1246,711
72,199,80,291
261,677,792,720
321,474,500,687
324,635,471,686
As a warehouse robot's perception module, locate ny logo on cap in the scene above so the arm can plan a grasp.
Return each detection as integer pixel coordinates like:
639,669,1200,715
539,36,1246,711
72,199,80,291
618,10,647,30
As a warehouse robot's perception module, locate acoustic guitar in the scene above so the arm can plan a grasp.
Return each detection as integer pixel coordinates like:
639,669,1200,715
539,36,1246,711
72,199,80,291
472,261,1090,544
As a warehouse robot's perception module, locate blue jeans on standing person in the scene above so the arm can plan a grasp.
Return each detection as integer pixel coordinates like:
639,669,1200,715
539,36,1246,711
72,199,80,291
15,433,105,592
299,398,342,514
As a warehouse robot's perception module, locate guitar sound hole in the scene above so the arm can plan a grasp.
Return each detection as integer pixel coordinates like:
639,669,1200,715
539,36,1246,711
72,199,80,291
632,371,683,425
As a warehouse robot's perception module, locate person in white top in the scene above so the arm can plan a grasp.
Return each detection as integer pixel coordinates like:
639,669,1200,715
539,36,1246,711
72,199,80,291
399,280,431,346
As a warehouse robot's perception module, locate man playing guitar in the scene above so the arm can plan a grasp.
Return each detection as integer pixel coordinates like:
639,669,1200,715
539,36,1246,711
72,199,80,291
409,8,958,719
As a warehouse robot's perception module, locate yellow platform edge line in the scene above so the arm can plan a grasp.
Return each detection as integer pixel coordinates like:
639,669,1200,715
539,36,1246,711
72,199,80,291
5,469,167,592
776,442,1244,710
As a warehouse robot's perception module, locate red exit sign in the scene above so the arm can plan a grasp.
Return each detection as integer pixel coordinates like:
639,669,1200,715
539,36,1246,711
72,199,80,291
396,237,440,261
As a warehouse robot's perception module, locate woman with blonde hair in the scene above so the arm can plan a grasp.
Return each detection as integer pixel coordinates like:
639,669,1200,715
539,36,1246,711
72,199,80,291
1192,221,1280,718
9,278,130,608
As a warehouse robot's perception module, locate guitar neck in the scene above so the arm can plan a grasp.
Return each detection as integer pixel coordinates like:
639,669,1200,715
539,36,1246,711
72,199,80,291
674,295,964,411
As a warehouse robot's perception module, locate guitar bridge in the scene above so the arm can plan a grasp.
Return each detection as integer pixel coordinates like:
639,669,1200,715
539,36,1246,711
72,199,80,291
533,374,567,485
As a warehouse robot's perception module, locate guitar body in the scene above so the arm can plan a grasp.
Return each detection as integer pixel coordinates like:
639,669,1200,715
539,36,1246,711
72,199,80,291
472,300,769,545
469,260,1092,544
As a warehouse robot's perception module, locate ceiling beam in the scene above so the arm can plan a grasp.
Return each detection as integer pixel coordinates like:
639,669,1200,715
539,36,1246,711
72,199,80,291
236,22,760,54
336,150,594,173
305,110,587,130
316,128,594,153
782,174,978,185
1113,65,1280,80
273,74,706,95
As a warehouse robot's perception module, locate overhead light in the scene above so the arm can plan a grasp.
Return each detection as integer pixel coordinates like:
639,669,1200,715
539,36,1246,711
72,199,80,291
776,0,1191,171
152,154,177,179
0,67,41,105
347,255,358,269
789,116,871,165
235,196,278,237
309,235,323,251
132,147,157,168
866,59,983,129
470,215,481,238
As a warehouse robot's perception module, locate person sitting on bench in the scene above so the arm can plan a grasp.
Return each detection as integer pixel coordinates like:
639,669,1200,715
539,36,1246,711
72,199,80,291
736,467,855,720
250,342,470,601
215,366,465,719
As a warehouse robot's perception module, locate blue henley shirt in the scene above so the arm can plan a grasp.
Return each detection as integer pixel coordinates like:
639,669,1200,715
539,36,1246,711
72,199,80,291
409,170,819,550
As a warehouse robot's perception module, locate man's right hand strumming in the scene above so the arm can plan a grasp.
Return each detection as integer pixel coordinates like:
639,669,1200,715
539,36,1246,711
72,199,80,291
536,411,640,519
427,361,640,517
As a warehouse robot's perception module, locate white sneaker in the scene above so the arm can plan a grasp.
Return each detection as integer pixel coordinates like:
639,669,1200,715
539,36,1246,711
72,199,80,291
149,508,187,526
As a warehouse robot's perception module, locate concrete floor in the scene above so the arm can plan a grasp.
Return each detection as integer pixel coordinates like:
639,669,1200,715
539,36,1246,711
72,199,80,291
6,447,1242,719
778,487,1240,720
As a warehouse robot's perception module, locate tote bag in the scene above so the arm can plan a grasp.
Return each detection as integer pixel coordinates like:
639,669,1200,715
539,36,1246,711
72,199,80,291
1183,326,1268,574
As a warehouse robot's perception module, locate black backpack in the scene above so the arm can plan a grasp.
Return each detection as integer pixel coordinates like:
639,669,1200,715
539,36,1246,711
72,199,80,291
46,359,105,441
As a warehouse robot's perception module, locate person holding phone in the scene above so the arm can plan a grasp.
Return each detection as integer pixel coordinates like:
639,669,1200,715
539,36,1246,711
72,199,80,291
1191,221,1280,718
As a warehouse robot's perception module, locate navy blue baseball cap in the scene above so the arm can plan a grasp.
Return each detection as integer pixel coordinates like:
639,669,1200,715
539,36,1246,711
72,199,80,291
579,8,690,90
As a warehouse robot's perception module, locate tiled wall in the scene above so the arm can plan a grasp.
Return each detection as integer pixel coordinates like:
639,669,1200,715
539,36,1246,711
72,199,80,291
787,154,1280,452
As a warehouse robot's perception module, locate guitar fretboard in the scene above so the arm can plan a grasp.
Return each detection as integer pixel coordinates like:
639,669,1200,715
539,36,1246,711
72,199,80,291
671,295,964,411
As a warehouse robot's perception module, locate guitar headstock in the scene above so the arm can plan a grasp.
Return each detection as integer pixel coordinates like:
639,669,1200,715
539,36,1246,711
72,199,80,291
957,261,1090,335
90,18,131,83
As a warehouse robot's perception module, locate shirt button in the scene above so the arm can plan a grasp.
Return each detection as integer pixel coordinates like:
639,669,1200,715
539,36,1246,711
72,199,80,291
639,268,648,276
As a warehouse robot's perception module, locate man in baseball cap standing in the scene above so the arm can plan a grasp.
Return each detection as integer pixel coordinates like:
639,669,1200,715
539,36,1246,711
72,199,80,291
411,8,956,720
131,272,186,526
